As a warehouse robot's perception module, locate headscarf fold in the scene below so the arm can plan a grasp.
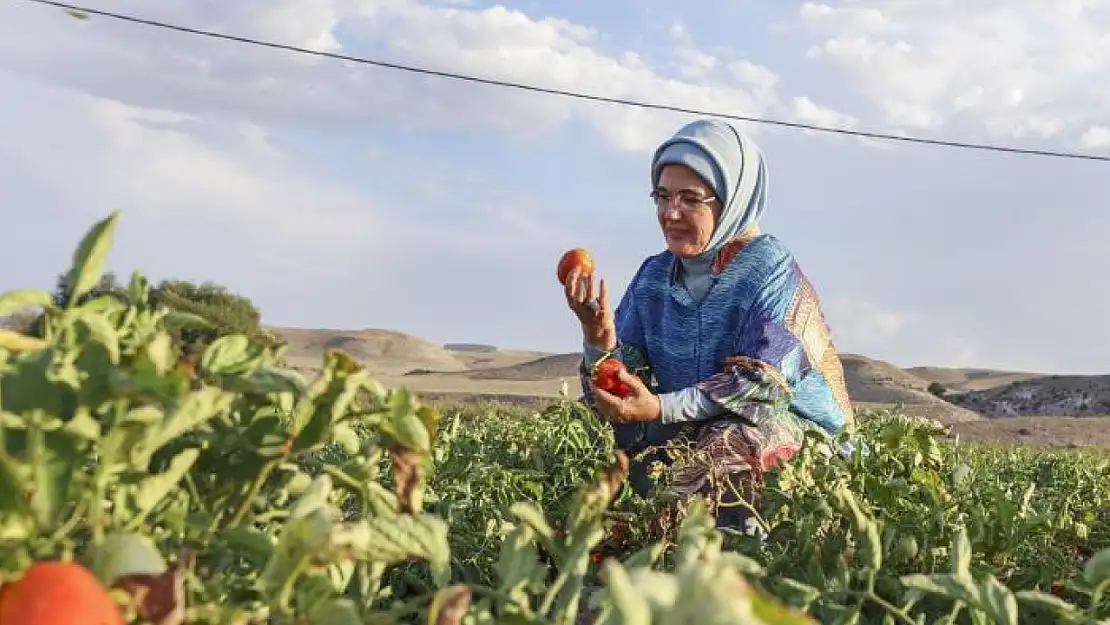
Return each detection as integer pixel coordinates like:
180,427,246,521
650,119,768,263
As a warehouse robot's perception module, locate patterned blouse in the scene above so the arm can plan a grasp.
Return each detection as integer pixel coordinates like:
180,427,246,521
578,234,854,493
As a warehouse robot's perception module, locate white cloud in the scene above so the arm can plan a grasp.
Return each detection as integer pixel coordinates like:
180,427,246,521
0,68,377,280
798,1,1110,148
792,95,858,128
1081,125,1110,148
730,60,779,94
0,0,853,153
822,297,985,369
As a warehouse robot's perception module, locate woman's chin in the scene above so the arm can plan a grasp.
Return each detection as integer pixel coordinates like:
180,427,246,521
665,239,702,258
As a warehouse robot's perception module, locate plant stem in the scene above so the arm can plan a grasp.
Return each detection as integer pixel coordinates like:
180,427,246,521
854,590,919,625
230,459,279,526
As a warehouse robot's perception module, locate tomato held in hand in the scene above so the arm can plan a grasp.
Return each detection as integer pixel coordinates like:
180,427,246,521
557,248,595,285
0,561,125,625
593,358,633,398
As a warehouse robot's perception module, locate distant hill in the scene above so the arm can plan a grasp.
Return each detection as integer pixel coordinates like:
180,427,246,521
949,375,1110,418
839,354,982,423
905,365,1042,392
272,327,468,376
444,343,498,352
266,325,1106,423
469,353,583,381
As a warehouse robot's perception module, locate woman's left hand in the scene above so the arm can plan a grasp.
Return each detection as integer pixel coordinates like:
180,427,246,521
592,368,661,424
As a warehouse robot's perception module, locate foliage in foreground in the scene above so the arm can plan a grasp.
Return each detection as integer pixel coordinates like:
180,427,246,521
0,211,1109,624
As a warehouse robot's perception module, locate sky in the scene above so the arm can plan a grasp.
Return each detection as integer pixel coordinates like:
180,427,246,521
0,0,1108,374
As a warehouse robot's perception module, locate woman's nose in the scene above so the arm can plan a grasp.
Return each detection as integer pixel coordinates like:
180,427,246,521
660,205,682,220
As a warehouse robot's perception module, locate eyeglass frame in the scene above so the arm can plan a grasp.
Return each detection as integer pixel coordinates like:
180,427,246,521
650,187,718,213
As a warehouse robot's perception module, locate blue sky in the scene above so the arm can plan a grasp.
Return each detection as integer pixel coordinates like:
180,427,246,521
1,0,1108,374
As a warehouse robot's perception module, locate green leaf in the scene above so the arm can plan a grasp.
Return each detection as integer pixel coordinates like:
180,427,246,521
599,562,652,625
829,605,862,625
29,431,82,529
749,585,820,624
377,514,450,582
65,211,121,305
978,575,1019,625
61,410,101,441
137,387,234,462
332,422,361,455
0,328,47,353
163,309,211,329
0,451,29,517
127,448,199,527
1015,590,1079,616
220,526,276,569
496,524,544,599
201,335,261,375
72,309,121,365
1084,548,1110,587
509,502,558,550
308,597,363,625
0,288,53,317
231,366,305,397
951,526,972,579
292,406,332,454
900,574,957,597
621,542,666,570
127,271,149,305
88,532,167,586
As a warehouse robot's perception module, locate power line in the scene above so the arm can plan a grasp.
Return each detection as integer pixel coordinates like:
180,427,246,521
20,0,1110,164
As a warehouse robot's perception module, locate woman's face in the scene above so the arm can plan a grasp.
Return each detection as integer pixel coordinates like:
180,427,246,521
655,164,720,258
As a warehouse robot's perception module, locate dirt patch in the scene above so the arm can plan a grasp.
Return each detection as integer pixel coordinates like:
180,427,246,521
468,353,583,381
948,416,1110,451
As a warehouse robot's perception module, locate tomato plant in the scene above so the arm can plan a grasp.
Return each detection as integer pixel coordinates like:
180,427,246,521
557,248,594,285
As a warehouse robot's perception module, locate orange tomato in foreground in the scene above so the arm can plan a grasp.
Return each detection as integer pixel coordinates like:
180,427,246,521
593,358,633,398
0,561,125,625
557,248,595,285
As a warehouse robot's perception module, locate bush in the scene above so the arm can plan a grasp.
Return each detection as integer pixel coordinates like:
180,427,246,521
12,255,277,358
150,278,281,355
927,381,948,398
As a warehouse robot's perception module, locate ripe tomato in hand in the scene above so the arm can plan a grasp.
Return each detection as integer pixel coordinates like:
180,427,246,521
593,358,633,398
0,561,125,625
557,248,595,285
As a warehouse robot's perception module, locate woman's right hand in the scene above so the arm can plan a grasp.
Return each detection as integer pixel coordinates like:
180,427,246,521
564,266,616,351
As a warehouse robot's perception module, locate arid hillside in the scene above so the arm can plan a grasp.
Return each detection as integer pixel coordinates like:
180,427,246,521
268,325,1110,448
947,375,1110,418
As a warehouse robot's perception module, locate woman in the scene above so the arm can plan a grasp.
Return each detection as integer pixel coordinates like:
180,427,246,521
565,118,854,531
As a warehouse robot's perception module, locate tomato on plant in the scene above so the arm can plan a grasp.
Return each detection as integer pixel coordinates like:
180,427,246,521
557,248,595,285
0,561,125,625
593,358,633,398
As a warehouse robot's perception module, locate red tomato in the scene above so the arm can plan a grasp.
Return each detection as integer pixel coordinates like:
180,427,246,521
557,248,595,285
593,358,633,398
0,561,125,625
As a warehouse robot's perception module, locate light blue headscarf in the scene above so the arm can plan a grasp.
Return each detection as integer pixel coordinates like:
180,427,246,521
650,118,768,264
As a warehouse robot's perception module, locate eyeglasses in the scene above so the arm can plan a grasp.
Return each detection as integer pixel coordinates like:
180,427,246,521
650,188,716,213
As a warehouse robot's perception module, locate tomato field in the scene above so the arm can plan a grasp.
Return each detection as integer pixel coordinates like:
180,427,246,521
1,212,1109,625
